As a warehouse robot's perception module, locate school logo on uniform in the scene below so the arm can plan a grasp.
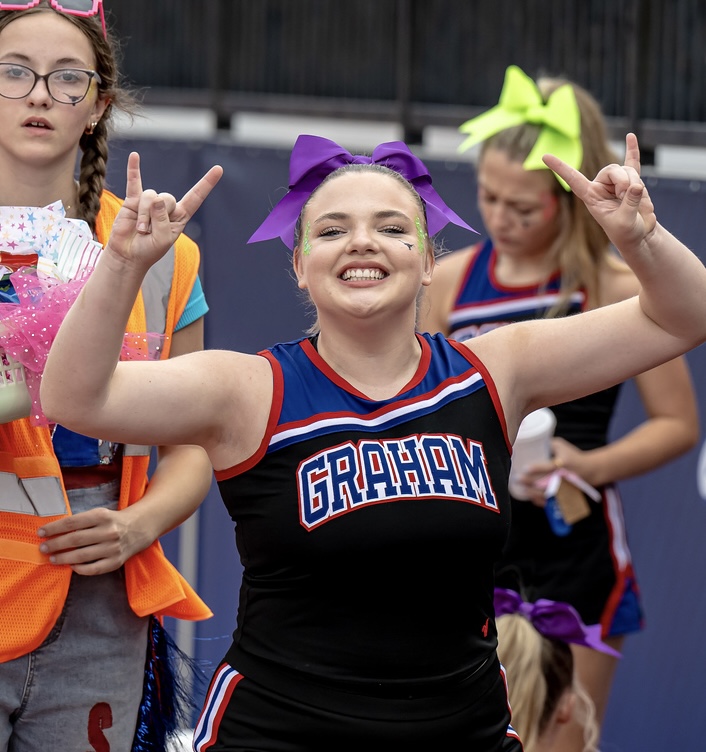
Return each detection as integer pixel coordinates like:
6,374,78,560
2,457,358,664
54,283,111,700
297,432,499,530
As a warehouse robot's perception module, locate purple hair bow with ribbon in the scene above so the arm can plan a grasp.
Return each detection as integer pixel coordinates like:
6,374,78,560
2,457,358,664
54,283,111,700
248,134,475,249
494,588,621,658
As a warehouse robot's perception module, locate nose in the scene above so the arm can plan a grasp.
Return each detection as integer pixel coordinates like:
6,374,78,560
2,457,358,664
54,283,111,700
346,223,380,254
25,75,53,107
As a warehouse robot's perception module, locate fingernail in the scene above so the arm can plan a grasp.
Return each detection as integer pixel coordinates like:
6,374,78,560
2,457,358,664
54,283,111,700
137,222,147,233
39,543,48,553
37,528,45,537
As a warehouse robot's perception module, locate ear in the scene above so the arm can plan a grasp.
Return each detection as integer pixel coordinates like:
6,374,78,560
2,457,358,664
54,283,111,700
293,246,308,290
421,247,435,287
555,689,576,725
89,95,110,130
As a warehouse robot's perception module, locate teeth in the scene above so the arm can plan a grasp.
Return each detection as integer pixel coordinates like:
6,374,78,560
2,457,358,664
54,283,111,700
29,122,47,127
340,268,386,281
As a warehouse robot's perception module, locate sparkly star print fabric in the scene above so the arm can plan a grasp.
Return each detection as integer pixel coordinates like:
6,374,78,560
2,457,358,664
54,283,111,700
0,203,164,425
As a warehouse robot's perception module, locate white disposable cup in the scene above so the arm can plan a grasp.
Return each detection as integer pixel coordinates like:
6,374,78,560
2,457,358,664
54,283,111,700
509,408,557,500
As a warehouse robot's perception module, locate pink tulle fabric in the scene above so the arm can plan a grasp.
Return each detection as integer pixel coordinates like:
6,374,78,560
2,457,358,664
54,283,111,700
0,267,166,426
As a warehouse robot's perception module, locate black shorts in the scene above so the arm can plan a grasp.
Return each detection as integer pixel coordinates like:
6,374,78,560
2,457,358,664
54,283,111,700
193,656,523,751
498,484,643,637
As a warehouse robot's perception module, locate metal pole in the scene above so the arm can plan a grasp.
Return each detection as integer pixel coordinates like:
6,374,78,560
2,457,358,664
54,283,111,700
625,0,654,163
207,0,231,131
396,0,422,144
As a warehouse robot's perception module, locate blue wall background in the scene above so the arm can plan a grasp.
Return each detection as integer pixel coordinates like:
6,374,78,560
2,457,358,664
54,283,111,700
105,135,706,750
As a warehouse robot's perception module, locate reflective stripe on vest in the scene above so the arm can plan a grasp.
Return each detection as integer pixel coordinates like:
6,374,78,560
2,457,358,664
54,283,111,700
122,247,176,459
0,196,211,663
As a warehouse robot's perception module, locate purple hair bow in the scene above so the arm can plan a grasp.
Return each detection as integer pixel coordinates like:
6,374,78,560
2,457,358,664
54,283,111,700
248,134,475,249
494,588,621,658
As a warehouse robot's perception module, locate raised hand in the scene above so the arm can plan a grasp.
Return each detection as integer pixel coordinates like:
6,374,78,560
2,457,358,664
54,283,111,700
543,133,657,255
107,152,223,269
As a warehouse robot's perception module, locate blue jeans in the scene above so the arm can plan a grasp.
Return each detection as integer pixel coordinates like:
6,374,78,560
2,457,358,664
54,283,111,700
0,480,149,752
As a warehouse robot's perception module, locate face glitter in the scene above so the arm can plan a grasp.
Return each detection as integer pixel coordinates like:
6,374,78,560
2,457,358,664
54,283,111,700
415,216,427,255
248,135,475,249
302,221,312,255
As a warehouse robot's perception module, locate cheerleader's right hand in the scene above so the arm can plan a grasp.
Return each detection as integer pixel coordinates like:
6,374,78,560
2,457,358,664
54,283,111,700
106,152,223,271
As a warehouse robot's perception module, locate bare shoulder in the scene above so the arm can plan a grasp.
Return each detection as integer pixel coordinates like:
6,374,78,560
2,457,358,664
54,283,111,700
199,348,273,391
178,349,273,423
453,323,528,436
197,349,275,469
597,251,640,306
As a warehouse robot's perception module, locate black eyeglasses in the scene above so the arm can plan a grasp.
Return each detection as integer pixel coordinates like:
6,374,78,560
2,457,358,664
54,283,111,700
0,62,101,103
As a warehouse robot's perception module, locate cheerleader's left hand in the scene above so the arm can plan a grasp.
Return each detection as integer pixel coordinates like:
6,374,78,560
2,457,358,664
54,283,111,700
107,152,223,273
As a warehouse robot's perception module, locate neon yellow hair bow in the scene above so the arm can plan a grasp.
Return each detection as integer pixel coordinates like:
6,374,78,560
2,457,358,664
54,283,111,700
458,65,582,191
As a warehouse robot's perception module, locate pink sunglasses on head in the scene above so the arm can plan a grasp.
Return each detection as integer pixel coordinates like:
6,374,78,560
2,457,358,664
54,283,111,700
0,1,106,38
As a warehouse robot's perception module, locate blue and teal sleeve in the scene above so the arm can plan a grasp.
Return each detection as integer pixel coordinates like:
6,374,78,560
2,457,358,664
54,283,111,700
175,274,209,331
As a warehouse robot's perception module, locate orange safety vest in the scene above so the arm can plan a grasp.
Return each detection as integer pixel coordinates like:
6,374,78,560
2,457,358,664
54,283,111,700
0,191,212,663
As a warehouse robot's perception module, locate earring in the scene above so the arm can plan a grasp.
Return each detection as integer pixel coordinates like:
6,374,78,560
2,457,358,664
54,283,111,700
85,120,99,135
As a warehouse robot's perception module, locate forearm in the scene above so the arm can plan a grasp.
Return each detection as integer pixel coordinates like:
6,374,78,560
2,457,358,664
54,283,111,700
118,444,213,555
579,417,699,487
39,443,214,574
630,223,706,344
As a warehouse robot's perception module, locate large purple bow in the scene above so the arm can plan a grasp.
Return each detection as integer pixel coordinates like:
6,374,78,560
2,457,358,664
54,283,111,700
248,134,475,249
494,588,621,658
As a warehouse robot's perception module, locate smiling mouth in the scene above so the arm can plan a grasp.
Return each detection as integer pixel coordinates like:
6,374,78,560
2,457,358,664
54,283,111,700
339,268,388,281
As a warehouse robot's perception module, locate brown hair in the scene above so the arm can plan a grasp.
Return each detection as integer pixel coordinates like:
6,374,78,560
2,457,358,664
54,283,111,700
479,75,621,313
0,2,135,231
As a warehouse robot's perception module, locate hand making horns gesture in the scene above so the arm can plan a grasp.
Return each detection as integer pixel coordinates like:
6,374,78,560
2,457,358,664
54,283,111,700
543,132,656,255
106,151,224,269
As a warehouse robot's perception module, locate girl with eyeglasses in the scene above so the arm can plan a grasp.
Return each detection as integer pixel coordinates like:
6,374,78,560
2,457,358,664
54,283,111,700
0,3,213,751
420,66,699,750
41,126,706,750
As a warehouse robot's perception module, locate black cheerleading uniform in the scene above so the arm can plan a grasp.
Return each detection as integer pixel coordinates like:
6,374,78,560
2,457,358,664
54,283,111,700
448,240,643,638
194,332,522,752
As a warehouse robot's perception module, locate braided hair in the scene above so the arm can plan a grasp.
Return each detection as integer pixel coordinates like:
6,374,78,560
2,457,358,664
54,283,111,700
0,2,136,231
